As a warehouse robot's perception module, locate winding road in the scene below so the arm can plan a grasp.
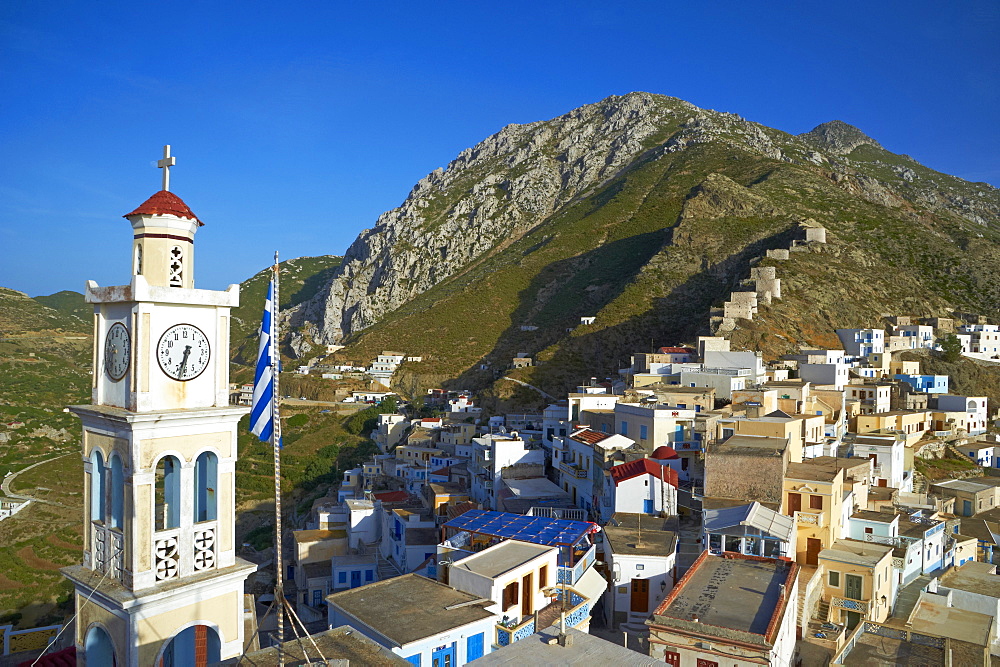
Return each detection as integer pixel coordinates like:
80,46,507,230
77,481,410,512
1,453,73,508
501,376,558,401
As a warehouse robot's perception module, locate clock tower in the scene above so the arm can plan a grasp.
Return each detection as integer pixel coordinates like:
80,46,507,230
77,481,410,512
63,147,256,666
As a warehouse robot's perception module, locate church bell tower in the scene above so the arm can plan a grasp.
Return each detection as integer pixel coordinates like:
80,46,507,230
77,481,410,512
63,147,256,666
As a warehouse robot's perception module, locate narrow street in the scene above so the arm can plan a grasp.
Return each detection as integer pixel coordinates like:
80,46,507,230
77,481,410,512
675,513,703,579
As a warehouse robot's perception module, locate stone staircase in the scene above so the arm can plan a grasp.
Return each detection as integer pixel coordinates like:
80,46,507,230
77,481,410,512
911,473,927,494
377,552,402,580
891,574,933,622
815,599,830,623
945,443,977,465
795,565,819,626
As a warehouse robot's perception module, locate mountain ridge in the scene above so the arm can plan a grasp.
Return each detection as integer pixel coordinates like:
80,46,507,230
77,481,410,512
292,92,999,366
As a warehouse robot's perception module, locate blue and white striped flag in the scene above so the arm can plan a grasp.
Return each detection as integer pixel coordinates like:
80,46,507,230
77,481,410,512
250,278,275,443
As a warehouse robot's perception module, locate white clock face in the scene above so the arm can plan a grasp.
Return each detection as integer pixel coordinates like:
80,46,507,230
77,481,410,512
157,324,211,381
104,322,131,381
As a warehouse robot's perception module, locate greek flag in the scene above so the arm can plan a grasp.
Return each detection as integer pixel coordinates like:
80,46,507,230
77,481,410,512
250,279,275,443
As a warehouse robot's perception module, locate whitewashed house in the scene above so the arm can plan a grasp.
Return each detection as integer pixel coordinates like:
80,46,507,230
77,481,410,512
854,433,911,491
327,574,498,666
601,458,678,524
469,434,545,510
601,513,678,629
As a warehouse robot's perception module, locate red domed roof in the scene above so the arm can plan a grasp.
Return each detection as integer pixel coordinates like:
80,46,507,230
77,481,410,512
124,190,203,225
651,445,679,460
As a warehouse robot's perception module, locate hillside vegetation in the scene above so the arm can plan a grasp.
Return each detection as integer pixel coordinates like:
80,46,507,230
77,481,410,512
230,255,342,367
0,255,347,627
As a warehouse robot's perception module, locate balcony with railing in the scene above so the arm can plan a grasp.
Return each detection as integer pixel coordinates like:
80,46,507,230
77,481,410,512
495,585,593,648
831,596,869,614
496,615,536,647
557,543,596,585
673,440,702,451
795,511,825,528
862,533,901,548
559,460,588,479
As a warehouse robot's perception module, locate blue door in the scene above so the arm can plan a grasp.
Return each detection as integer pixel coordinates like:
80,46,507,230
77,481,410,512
964,500,973,516
467,633,484,661
643,499,654,513
351,569,361,588
432,643,455,667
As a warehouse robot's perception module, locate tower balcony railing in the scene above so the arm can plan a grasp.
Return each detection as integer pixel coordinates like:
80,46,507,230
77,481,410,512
153,519,218,583
91,521,125,584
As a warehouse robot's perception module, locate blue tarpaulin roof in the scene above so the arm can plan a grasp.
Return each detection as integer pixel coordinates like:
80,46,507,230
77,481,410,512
444,509,593,547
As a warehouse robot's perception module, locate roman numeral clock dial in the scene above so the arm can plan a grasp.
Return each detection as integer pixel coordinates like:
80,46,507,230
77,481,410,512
156,324,211,381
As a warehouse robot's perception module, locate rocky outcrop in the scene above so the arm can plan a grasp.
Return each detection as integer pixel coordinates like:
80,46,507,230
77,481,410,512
292,92,694,343
800,120,882,155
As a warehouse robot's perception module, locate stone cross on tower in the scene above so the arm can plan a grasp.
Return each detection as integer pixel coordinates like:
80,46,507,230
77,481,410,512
157,145,176,191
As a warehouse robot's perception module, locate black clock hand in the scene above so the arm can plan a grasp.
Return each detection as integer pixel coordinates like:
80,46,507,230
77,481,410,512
177,345,192,377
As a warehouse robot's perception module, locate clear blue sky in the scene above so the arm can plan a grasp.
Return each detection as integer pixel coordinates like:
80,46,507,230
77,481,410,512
2,1,997,296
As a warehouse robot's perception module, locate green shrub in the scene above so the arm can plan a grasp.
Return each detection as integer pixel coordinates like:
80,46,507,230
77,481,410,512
287,414,309,428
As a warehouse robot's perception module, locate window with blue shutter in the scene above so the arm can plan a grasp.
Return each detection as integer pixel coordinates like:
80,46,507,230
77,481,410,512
338,571,347,584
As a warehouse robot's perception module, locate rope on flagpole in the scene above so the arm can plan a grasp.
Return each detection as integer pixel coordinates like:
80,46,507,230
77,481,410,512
270,251,286,664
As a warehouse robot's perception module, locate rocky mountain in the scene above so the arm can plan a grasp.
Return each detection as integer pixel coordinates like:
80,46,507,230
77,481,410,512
229,255,342,367
290,92,1000,399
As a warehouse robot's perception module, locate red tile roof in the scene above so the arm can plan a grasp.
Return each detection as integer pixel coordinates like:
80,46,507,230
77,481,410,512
610,459,679,487
124,190,203,225
446,501,478,521
657,347,693,354
651,445,680,460
372,490,409,502
570,428,612,445
430,467,451,476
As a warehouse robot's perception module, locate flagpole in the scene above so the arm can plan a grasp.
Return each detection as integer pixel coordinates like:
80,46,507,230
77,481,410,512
270,250,285,655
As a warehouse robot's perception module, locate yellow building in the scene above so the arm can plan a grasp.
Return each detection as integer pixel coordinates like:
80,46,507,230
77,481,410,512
62,154,255,666
731,388,779,413
426,482,470,518
855,410,930,446
782,457,871,565
818,539,894,630
717,414,809,463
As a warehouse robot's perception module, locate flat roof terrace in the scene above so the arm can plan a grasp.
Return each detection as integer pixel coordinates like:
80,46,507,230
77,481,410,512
453,540,553,579
651,553,796,643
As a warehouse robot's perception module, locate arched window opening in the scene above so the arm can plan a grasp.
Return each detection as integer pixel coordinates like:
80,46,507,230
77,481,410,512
85,625,116,666
194,451,218,523
90,449,105,524
161,624,220,667
155,456,181,531
134,243,143,275
109,454,124,530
